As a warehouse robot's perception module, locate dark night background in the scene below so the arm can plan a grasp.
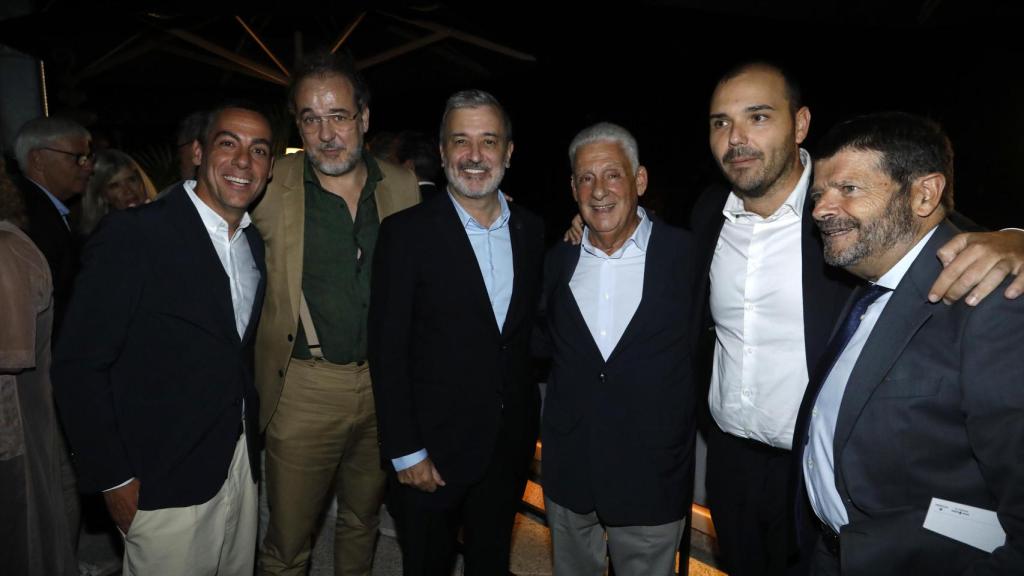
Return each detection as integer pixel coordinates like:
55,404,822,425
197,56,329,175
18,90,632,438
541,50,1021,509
2,1,1022,241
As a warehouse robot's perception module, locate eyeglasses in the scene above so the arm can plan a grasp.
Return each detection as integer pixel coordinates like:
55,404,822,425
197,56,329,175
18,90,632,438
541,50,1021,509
41,147,95,167
298,110,360,134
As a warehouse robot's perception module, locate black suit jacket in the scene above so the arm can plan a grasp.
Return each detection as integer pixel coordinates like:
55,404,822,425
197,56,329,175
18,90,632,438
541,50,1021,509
52,183,265,510
17,177,78,337
792,221,1024,575
368,193,544,486
538,219,696,526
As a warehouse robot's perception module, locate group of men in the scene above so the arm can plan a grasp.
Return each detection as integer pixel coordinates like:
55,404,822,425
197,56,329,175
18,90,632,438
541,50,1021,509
10,48,1022,576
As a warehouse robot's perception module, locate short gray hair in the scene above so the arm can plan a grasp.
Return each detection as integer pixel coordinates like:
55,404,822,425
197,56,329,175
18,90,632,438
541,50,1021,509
439,89,512,142
568,122,639,174
13,116,90,172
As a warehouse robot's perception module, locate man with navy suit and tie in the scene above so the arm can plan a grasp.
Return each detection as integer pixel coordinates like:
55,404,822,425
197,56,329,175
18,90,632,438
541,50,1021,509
795,112,1024,575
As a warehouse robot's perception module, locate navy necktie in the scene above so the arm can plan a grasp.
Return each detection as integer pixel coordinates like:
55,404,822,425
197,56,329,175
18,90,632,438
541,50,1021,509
812,283,892,393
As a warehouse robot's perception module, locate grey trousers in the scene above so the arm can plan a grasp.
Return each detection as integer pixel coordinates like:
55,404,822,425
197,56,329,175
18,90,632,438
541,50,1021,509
545,496,686,576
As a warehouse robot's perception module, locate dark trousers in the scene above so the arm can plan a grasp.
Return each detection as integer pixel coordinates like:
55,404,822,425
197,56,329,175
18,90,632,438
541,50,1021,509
706,423,796,576
389,416,534,576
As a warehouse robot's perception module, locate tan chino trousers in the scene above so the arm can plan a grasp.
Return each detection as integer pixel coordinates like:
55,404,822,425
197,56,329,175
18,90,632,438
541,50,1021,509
260,359,386,576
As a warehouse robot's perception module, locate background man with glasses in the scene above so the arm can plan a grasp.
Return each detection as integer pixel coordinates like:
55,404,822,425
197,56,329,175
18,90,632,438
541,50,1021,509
12,116,94,338
252,49,420,576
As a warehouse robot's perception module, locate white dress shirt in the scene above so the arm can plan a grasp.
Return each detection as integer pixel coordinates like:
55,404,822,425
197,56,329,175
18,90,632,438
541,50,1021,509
709,149,813,450
570,207,650,360
804,226,937,532
184,181,260,340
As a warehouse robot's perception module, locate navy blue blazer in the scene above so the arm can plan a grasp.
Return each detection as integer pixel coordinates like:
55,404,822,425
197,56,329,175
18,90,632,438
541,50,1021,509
52,183,265,510
538,218,697,526
792,221,1024,575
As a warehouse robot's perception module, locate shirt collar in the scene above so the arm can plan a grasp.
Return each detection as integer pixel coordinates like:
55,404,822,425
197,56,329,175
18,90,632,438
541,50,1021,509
183,180,252,239
581,206,652,259
874,226,939,290
28,178,70,217
722,148,811,223
448,189,512,232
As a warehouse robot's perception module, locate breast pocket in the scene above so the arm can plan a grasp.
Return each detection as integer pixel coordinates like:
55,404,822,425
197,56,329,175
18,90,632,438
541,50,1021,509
874,377,942,399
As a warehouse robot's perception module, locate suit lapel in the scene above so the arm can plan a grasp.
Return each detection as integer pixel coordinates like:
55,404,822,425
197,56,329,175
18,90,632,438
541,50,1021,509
166,184,239,343
606,221,664,364
242,225,266,344
558,244,606,366
832,222,957,457
435,196,500,336
501,208,527,336
283,155,306,332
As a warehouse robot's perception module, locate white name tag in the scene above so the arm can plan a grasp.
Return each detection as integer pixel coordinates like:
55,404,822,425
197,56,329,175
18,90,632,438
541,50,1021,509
923,497,1006,553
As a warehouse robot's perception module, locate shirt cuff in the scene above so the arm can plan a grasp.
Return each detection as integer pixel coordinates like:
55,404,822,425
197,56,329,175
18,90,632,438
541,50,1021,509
392,449,428,472
104,478,135,492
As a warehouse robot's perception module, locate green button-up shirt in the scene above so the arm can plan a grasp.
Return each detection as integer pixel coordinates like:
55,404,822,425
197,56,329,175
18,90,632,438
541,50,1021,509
292,154,381,363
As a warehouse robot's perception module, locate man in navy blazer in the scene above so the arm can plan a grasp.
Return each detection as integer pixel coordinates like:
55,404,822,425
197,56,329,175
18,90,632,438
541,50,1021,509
540,123,696,575
52,103,273,575
794,112,1024,575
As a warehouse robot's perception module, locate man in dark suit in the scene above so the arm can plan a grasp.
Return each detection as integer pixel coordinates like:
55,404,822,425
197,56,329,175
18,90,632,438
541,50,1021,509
12,116,94,338
52,103,273,576
368,89,544,575
691,61,1024,576
795,111,1024,575
540,122,696,575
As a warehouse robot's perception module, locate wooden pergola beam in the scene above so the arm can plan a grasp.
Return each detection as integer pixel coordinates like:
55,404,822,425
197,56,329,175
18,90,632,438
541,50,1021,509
166,28,288,86
356,30,448,69
379,12,536,62
234,15,290,77
330,12,367,54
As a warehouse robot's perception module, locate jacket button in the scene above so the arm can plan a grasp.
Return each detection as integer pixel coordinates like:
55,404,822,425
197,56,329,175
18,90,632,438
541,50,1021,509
598,372,606,383
287,334,294,342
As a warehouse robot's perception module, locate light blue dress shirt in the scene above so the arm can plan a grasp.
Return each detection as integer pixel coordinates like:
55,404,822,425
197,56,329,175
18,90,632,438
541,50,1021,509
391,191,516,472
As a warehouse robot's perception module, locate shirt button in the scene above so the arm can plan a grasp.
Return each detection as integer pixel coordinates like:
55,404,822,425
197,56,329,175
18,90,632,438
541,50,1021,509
744,303,753,311
745,347,753,355
600,330,606,336
812,407,818,417
287,334,294,342
742,389,751,397
807,459,814,469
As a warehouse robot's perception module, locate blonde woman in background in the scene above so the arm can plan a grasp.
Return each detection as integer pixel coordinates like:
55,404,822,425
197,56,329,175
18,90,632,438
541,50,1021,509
78,149,156,237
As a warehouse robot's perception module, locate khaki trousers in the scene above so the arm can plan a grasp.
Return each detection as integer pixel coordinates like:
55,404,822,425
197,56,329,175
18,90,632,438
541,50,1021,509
122,432,257,576
260,359,386,576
